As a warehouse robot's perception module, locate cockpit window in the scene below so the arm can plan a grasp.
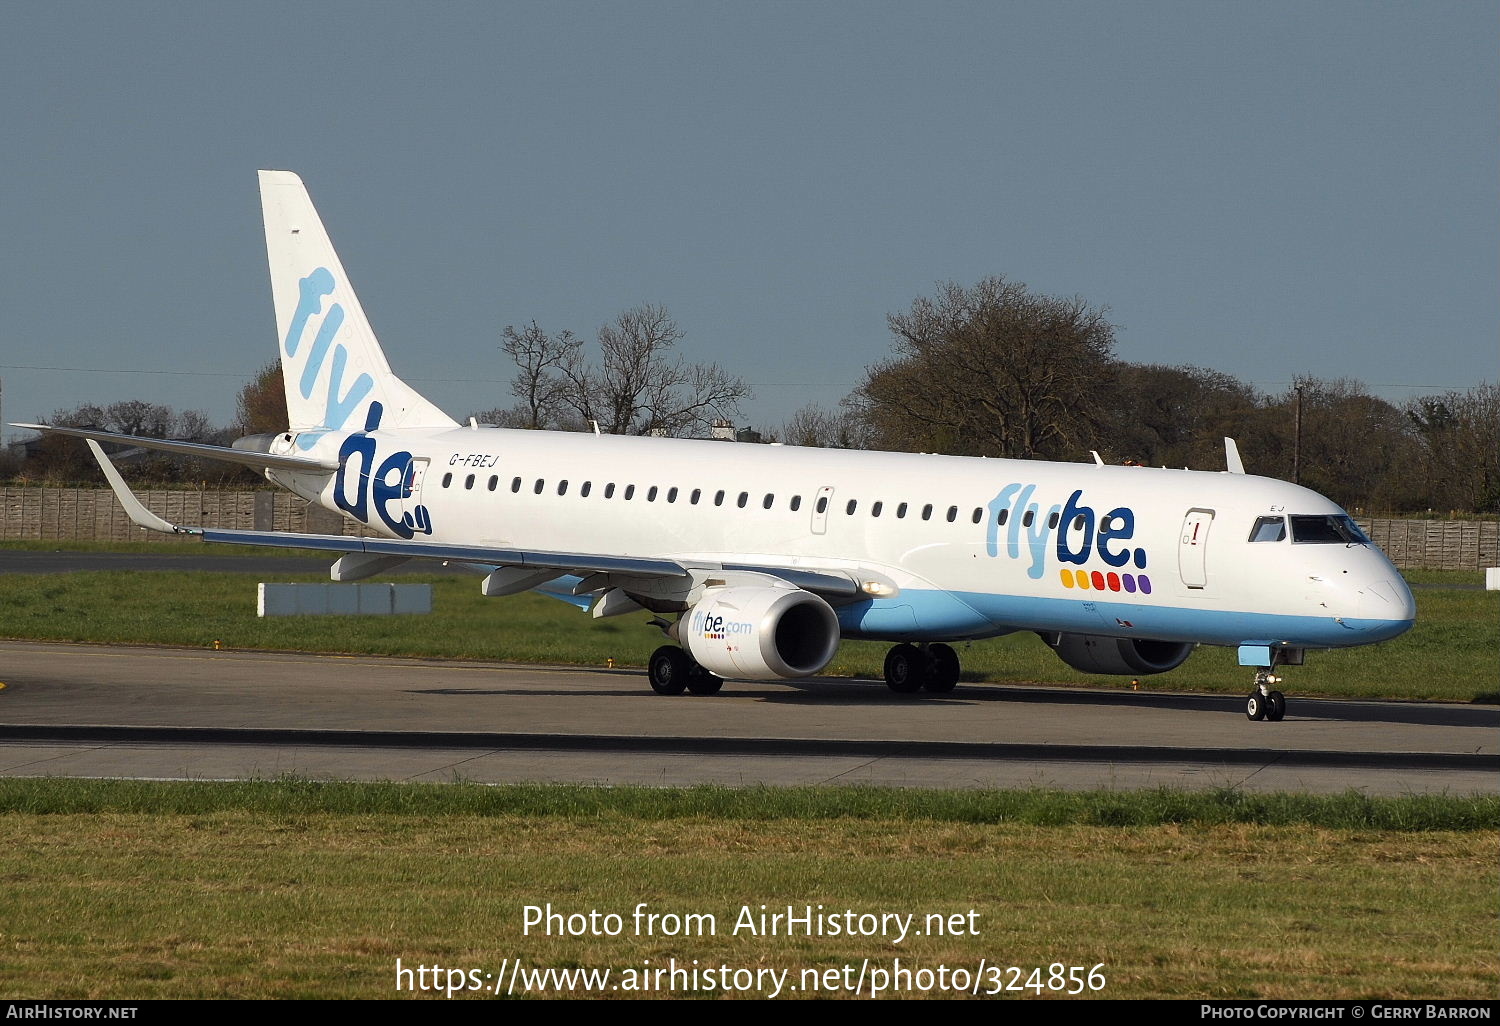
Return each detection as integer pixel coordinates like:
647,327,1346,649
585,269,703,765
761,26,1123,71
1248,516,1286,542
1289,514,1370,545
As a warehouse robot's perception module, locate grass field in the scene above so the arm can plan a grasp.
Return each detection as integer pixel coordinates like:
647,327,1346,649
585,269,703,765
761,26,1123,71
1,546,1495,1000
0,543,1492,701
0,780,1494,1000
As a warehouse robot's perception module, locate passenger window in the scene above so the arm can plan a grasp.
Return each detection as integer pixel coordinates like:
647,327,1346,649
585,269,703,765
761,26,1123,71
1022,510,1034,527
557,480,568,496
974,507,985,524
533,478,545,495
946,506,958,523
1046,510,1058,528
871,501,883,518
762,493,774,509
580,481,592,497
815,496,828,514
737,491,749,508
647,486,658,502
922,504,933,521
604,483,616,498
790,495,802,512
691,488,701,504
997,508,1009,525
465,474,475,489
896,502,907,518
1249,516,1287,542
624,485,635,500
442,473,452,488
667,487,678,503
487,476,498,491
715,490,726,506
846,499,858,515
511,477,521,493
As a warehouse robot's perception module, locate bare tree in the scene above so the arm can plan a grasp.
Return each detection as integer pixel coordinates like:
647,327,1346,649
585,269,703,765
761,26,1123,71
498,304,749,437
850,278,1116,459
775,402,876,449
499,321,580,429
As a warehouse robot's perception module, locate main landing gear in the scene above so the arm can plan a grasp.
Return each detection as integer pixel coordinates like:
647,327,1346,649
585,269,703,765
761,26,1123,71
882,643,961,695
647,645,723,696
1245,669,1287,722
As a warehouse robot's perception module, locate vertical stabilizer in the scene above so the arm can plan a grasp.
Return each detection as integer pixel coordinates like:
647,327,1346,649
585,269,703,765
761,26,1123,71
259,170,456,443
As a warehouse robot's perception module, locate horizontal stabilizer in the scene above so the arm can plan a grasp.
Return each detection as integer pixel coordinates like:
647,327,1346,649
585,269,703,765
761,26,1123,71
14,423,338,473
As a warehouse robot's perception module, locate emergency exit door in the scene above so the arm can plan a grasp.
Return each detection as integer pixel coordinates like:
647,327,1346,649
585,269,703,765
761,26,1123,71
1179,508,1215,589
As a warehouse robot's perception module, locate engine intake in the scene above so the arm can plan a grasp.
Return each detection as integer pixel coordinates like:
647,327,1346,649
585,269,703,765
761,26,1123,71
1045,633,1193,676
678,586,840,680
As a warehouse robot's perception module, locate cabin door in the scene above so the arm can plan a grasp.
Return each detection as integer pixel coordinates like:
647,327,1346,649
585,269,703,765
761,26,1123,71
1179,508,1215,589
400,457,432,534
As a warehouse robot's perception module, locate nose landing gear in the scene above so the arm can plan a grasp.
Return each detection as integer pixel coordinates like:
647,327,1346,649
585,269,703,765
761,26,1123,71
1246,669,1286,722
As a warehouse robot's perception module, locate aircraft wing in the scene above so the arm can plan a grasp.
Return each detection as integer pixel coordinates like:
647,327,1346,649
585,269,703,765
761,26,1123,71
80,438,862,597
11,423,339,473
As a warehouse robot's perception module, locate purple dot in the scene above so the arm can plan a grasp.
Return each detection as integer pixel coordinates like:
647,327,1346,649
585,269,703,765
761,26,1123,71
1123,574,1137,593
1138,575,1152,595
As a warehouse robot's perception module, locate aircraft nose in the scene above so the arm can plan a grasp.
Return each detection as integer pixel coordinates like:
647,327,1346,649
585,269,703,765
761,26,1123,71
1354,576,1417,638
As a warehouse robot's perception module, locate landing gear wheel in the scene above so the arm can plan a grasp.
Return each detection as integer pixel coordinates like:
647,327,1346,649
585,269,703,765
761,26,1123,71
1245,691,1267,721
883,644,927,693
648,645,689,695
925,643,960,693
1265,690,1286,722
685,664,724,696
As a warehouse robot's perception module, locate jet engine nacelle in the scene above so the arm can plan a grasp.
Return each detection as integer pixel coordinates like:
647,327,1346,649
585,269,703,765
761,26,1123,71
1046,633,1194,676
678,585,840,680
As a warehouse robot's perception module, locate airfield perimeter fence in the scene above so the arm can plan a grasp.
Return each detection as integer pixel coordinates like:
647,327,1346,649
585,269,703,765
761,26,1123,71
0,487,1494,571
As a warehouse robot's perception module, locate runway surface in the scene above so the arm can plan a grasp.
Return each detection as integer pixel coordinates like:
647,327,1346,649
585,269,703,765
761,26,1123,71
0,641,1493,793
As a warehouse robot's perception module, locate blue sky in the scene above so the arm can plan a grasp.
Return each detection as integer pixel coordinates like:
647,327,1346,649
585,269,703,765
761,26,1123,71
2,1,1495,443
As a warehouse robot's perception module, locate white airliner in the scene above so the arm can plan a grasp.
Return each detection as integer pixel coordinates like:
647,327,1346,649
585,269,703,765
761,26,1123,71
20,170,1416,722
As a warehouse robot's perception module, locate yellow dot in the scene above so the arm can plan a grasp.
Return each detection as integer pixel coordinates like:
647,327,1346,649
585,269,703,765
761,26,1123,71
1076,570,1090,590
1059,569,1075,588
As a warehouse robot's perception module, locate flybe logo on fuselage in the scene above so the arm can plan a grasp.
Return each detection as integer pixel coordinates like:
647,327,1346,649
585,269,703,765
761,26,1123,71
986,483,1153,595
284,267,375,450
332,402,433,539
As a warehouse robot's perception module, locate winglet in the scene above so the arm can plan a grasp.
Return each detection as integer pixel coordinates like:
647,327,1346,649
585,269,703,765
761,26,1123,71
1224,437,1246,475
1090,450,1104,466
85,440,201,536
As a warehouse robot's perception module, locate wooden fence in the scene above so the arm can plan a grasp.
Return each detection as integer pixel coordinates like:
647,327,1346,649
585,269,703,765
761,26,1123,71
0,487,1494,570
0,487,361,541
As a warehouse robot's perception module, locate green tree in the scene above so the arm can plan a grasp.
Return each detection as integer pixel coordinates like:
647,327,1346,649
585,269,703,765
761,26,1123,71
1405,383,1500,513
235,361,288,436
850,277,1116,459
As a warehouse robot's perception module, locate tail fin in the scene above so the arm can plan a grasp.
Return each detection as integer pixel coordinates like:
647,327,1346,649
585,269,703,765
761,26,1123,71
258,170,456,445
